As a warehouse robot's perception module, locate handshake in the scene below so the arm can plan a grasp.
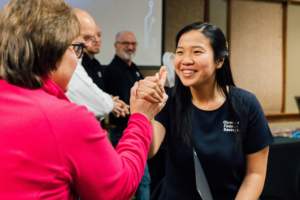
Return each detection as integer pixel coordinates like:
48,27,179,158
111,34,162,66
130,66,169,121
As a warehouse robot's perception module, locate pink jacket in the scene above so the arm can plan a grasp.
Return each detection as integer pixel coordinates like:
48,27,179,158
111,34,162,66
0,78,152,200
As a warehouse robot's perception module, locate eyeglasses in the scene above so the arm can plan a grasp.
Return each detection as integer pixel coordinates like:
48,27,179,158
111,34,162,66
81,35,96,44
70,43,84,58
116,41,138,46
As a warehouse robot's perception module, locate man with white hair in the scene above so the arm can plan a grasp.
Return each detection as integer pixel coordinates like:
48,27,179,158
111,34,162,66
104,31,150,200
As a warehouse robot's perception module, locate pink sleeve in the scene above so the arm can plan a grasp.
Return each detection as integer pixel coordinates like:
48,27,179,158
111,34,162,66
54,108,153,200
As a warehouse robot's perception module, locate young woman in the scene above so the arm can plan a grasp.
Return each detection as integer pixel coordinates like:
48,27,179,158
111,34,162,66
137,22,274,200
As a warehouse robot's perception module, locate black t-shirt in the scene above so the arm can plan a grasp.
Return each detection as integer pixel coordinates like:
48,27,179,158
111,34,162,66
152,86,274,200
82,53,105,91
103,55,143,127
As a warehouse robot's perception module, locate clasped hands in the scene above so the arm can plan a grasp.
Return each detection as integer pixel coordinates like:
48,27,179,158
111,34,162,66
111,96,130,118
130,66,168,121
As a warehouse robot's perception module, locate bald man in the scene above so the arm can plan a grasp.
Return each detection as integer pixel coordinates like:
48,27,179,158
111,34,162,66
66,9,129,125
81,25,105,98
103,31,150,200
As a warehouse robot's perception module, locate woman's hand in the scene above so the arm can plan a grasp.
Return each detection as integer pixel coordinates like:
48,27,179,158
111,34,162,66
130,67,168,121
130,81,168,121
137,66,168,103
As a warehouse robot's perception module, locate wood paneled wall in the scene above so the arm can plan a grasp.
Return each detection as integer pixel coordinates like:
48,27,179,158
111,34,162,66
230,0,283,113
164,0,204,53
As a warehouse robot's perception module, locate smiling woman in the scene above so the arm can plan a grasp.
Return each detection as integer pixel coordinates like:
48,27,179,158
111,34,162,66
136,22,275,200
174,30,223,90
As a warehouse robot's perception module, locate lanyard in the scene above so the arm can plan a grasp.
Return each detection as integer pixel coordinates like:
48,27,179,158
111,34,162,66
193,148,213,200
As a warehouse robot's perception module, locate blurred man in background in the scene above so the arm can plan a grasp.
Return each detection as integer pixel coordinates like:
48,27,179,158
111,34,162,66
67,9,129,127
104,31,150,200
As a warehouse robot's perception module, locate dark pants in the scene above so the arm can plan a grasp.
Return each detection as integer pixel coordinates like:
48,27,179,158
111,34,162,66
110,127,151,200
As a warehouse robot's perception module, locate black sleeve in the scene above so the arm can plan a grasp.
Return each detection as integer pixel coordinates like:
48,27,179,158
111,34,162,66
243,94,274,154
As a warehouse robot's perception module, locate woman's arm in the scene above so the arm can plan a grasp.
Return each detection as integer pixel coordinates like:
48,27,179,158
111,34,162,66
62,82,167,200
148,120,166,159
135,66,169,159
235,146,269,200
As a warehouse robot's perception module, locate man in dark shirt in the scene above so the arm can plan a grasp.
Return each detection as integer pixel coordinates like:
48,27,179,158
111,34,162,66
103,31,150,200
81,25,104,91
82,25,129,128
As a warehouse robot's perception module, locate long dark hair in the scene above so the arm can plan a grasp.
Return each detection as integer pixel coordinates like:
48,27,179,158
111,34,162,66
172,22,247,151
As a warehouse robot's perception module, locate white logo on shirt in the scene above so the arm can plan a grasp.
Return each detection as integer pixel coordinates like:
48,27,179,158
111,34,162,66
98,72,102,77
223,120,239,132
136,72,140,77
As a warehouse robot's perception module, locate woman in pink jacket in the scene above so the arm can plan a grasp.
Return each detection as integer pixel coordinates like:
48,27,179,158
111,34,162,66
0,0,167,199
